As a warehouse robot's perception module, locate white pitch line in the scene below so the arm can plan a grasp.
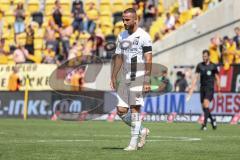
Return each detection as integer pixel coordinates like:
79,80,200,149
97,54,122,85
37,139,97,143
1,135,201,144
93,134,201,141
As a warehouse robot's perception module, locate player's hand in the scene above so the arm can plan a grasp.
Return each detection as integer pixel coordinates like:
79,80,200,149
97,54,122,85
186,94,191,102
110,77,117,90
186,89,193,102
144,82,151,93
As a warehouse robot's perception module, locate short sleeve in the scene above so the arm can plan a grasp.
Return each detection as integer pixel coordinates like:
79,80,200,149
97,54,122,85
115,35,122,55
142,33,152,54
213,64,219,75
195,64,200,73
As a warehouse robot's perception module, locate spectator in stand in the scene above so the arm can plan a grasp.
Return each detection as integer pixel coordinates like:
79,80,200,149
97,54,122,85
0,10,4,39
8,67,21,91
13,43,31,64
233,27,240,64
60,18,73,60
191,0,204,10
173,12,182,29
25,24,34,55
222,36,237,66
151,69,173,92
72,0,85,32
84,2,98,34
132,2,143,22
178,0,191,13
86,32,104,57
153,32,160,43
42,45,56,64
68,41,83,60
0,39,9,64
209,37,220,64
44,19,59,55
142,3,156,31
164,12,175,32
52,0,63,28
14,2,26,34
233,27,240,50
174,71,189,92
208,0,221,9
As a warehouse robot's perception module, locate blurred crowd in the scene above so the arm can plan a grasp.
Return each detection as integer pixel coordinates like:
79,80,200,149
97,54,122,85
0,0,223,65
208,27,240,69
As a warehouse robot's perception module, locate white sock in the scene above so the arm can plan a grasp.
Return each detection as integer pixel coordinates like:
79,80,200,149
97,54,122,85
120,112,144,132
129,112,141,147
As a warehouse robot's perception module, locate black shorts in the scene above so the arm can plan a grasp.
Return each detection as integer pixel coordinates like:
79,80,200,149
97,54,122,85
200,87,214,103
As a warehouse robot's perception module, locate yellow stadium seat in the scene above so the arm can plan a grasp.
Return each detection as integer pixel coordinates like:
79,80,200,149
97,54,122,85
0,54,8,64
99,0,111,11
112,0,124,13
3,27,15,46
16,32,26,46
60,0,71,13
79,32,90,44
33,50,43,63
179,10,192,24
85,0,98,10
99,11,112,23
0,0,11,12
191,7,202,16
3,11,15,25
169,2,179,14
101,21,113,36
34,38,44,50
125,0,134,9
27,0,40,14
45,0,55,15
13,0,24,5
158,4,165,14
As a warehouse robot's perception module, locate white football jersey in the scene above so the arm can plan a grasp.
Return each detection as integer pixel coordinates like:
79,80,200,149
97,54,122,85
115,28,152,82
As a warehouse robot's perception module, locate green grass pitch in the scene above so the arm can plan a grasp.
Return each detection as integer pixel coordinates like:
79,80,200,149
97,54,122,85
0,119,239,160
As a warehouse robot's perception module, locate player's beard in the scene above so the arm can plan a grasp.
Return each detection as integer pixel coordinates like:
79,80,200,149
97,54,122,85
125,24,135,33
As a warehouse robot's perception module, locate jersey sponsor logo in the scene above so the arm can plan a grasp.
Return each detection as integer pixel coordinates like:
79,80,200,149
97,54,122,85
207,70,212,76
133,36,140,45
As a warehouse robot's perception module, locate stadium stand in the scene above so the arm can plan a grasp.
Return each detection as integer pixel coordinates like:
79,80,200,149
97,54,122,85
0,0,224,65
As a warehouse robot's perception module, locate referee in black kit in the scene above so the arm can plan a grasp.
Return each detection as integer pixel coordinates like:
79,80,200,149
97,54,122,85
187,50,221,130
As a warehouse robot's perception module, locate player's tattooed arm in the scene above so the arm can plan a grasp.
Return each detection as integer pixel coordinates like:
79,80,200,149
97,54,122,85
144,52,152,92
110,54,123,89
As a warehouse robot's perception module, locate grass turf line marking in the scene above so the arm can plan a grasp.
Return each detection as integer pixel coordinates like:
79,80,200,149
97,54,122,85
0,135,201,144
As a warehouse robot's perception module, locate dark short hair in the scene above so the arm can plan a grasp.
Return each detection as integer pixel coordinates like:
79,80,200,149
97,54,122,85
202,49,210,56
234,27,240,30
123,8,137,15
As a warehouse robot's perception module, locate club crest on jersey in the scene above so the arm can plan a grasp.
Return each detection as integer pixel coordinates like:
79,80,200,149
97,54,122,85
207,70,212,76
133,36,140,45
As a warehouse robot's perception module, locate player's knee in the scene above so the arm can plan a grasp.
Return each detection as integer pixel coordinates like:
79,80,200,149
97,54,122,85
117,107,128,116
130,105,141,113
203,99,210,108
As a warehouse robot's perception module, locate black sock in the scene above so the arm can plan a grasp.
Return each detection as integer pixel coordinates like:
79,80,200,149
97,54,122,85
203,108,209,126
206,108,214,122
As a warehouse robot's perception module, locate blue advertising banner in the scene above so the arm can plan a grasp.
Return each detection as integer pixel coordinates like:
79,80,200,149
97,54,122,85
143,93,240,115
104,92,240,116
